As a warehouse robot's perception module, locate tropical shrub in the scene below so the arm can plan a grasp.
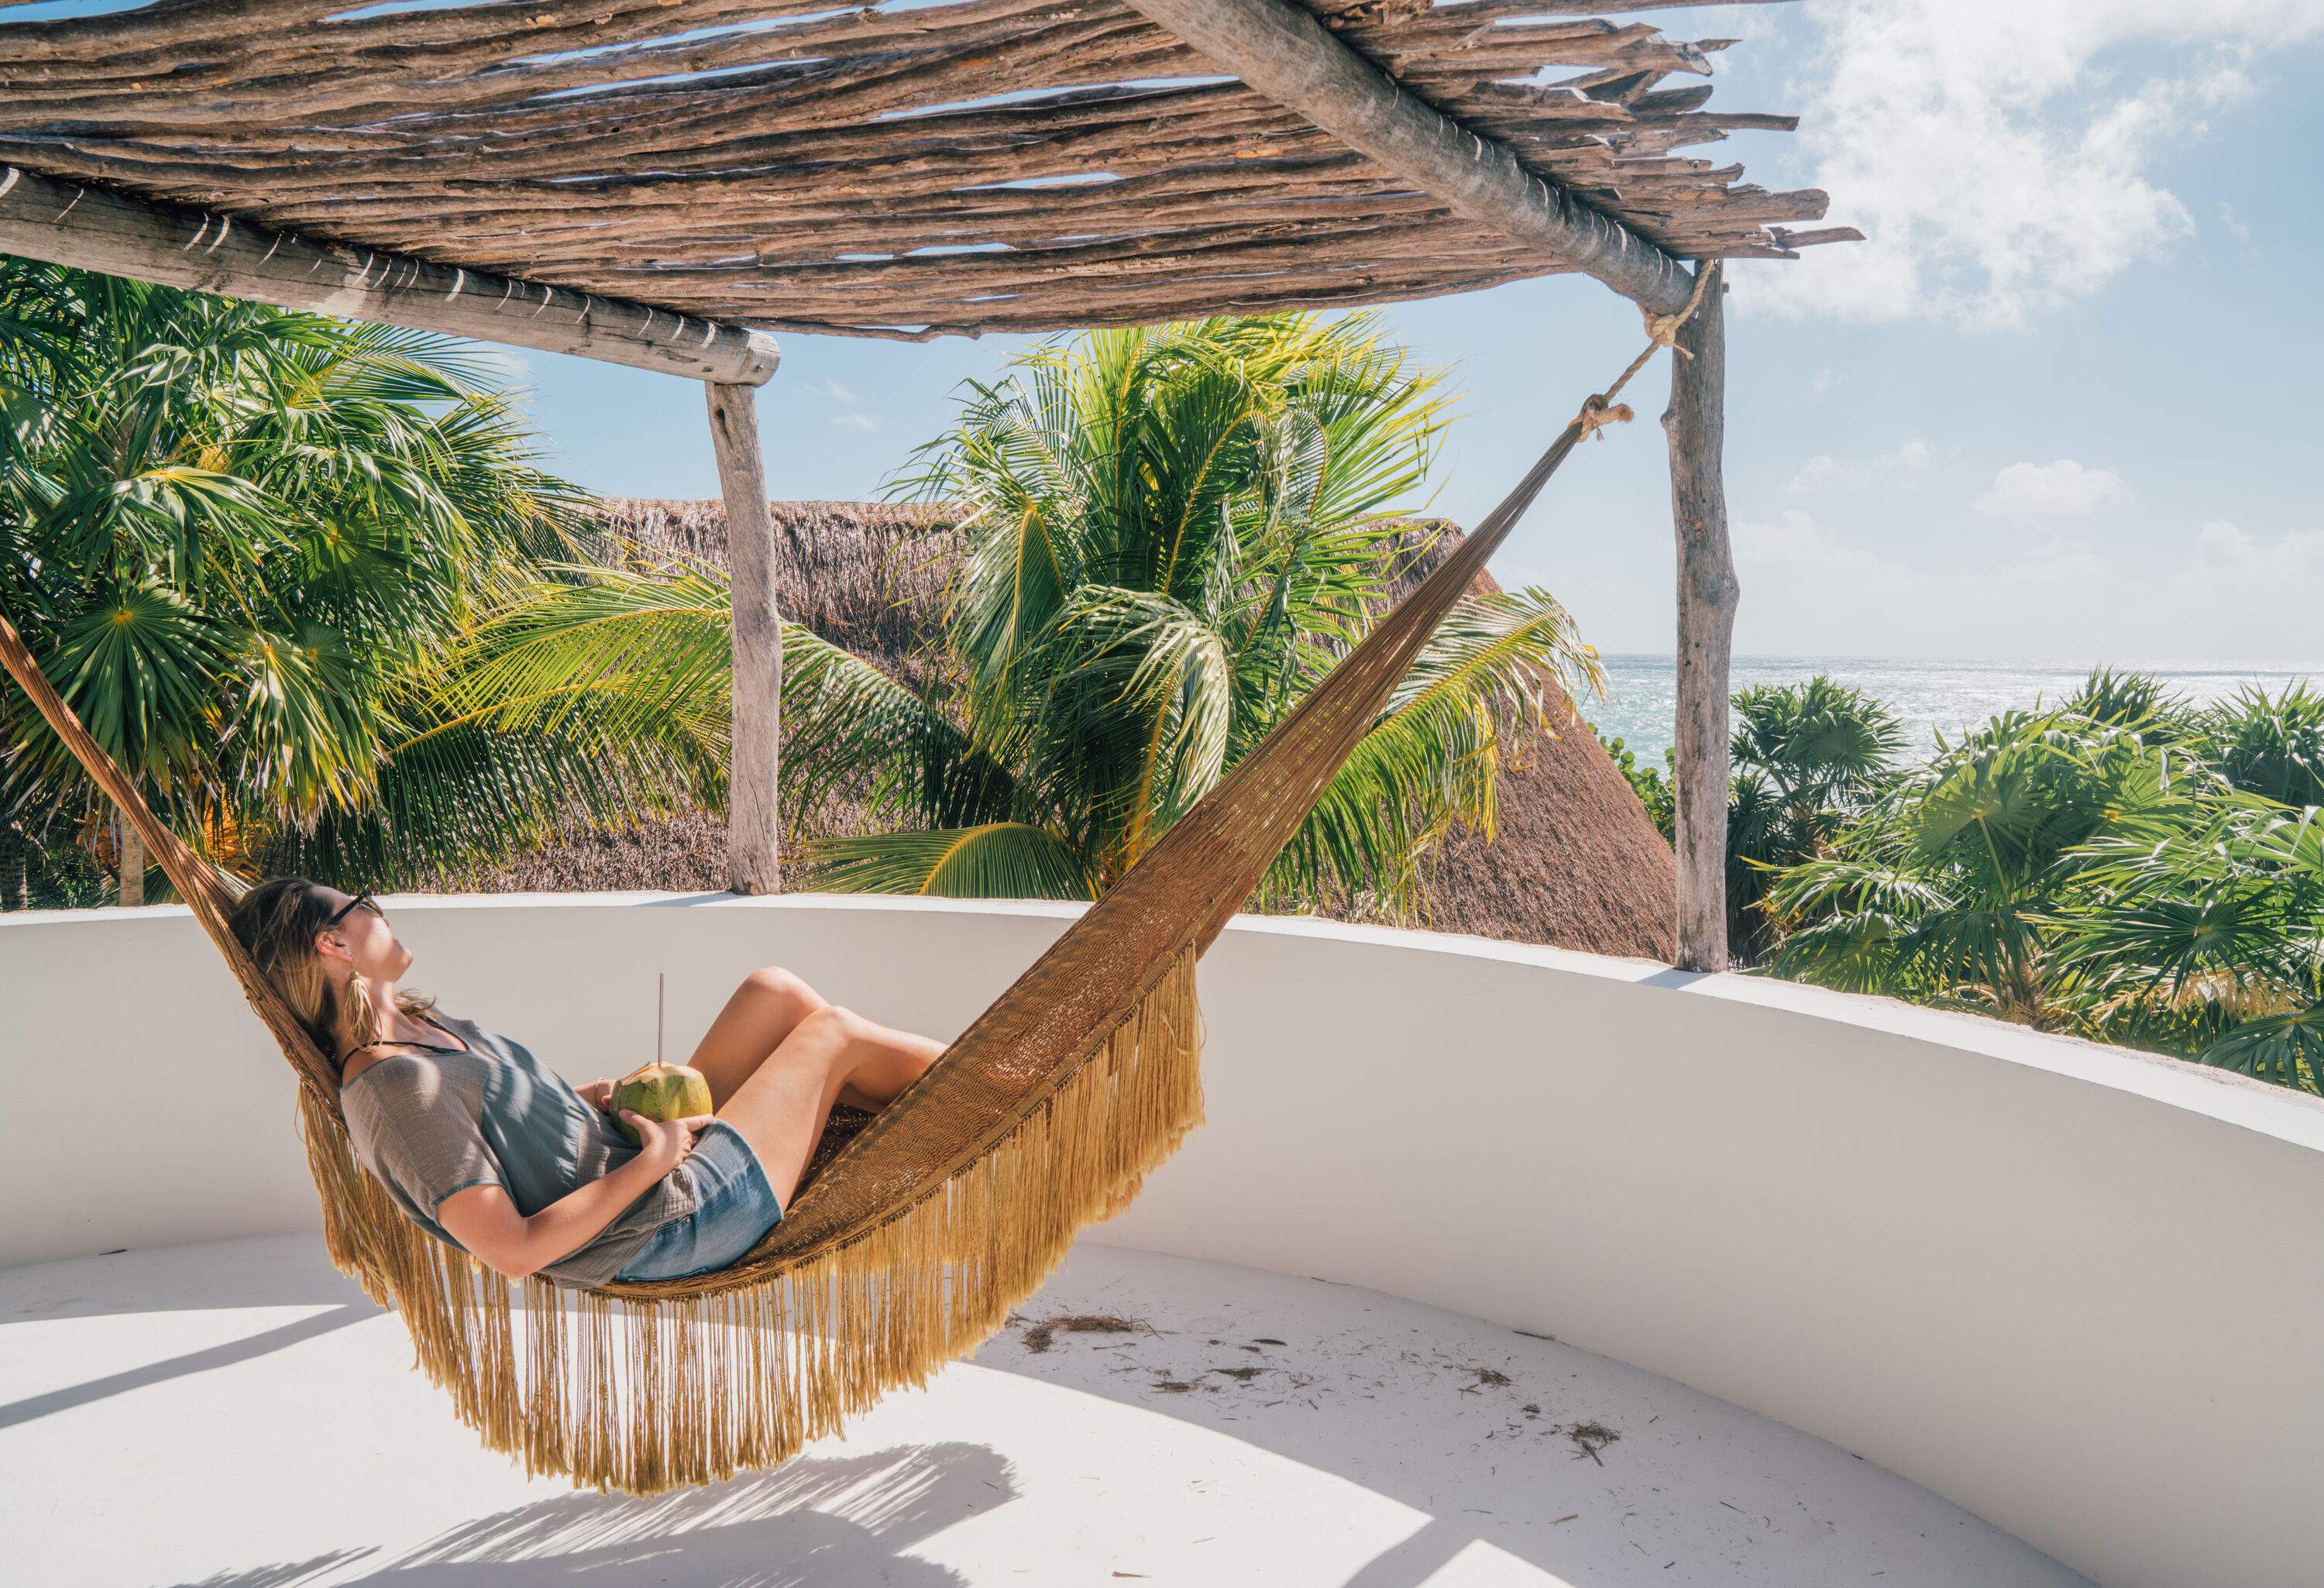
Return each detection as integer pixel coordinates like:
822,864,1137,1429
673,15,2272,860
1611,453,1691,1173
2062,665,2198,739
1725,676,1904,961
2197,683,2324,808
0,260,650,900
2053,792,2323,1088
1595,674,1903,961
1595,729,1673,840
1764,706,2175,1028
1758,672,2324,1095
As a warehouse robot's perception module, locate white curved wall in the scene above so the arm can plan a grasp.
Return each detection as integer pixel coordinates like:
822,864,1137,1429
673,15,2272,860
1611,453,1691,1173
6,893,2322,1588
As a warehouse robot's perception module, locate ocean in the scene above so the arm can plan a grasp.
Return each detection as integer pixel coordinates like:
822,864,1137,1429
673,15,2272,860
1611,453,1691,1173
1580,656,2324,769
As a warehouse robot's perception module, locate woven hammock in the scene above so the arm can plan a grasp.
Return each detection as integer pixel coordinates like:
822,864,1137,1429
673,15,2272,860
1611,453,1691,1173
0,293,1701,1493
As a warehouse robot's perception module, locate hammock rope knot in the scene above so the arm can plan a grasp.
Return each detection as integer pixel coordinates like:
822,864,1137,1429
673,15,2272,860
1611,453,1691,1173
1580,261,1722,442
1642,302,1700,357
1573,394,1634,445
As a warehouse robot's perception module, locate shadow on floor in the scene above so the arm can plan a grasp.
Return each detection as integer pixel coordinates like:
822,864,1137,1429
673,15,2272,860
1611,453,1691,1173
0,1303,370,1429
15,1240,2079,1586
168,1442,1013,1588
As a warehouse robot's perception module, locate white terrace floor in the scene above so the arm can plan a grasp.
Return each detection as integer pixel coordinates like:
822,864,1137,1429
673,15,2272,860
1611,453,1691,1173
3,1233,2085,1588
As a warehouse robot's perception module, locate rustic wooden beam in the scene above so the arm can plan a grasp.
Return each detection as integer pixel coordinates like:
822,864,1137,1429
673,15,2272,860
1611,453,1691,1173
706,382,783,895
1662,262,1734,971
1114,0,1696,312
0,164,781,385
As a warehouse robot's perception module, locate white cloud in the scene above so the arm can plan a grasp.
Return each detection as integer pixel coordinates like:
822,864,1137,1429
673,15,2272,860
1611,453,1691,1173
1734,508,1913,587
2195,517,2256,570
1975,459,2132,519
1787,436,1932,493
1734,507,1825,561
1739,0,2322,328
830,411,882,433
2006,537,2115,588
1975,519,2324,651
1724,509,1925,652
1717,514,2324,658
820,377,859,406
2185,518,2324,583
1809,368,1845,397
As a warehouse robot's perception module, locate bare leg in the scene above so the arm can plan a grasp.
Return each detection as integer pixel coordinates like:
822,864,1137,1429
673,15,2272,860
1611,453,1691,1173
682,968,829,1109
683,967,941,1112
715,1006,947,1208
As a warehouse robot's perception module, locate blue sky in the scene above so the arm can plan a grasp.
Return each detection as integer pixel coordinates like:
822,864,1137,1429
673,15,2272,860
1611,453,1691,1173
22,1,2324,659
495,1,2324,661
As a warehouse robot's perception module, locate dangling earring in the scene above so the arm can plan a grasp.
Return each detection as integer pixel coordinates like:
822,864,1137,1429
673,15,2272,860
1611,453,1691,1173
344,970,380,1051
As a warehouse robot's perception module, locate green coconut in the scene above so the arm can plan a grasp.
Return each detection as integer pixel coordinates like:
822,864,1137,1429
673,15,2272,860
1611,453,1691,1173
610,1062,714,1146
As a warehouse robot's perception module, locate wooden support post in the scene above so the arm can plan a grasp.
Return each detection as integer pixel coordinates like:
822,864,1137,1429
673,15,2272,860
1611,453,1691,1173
118,813,143,907
1662,263,1735,972
706,382,782,895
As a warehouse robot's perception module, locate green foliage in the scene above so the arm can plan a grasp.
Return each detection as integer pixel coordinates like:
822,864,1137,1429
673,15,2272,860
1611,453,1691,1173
1766,707,2176,1026
0,812,109,909
1753,668,2324,1096
2195,683,2324,807
1725,675,1905,962
452,315,1603,917
0,260,611,895
1594,676,1904,961
2062,665,2198,740
1593,728,1673,840
409,559,942,880
878,314,1606,913
2053,796,2324,1088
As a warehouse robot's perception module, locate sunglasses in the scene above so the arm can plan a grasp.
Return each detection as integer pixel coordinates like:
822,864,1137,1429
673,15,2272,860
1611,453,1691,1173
326,892,383,928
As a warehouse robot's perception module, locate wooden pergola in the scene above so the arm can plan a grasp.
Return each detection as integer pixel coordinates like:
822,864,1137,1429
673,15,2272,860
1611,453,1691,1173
0,0,1854,971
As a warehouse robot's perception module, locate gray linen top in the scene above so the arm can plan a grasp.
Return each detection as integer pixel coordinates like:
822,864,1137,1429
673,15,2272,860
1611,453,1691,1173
339,1013,697,1287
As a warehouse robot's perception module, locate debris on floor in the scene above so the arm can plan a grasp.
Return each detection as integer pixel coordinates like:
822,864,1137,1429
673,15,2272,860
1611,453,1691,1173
1568,1419,1621,1465
1015,1312,1149,1354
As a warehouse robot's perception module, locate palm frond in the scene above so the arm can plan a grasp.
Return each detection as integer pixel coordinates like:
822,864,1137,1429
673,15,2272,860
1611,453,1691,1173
2198,1005,2324,1095
799,821,1095,899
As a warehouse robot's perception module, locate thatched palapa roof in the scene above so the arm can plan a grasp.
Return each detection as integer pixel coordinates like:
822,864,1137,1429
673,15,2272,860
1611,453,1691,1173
0,0,1844,341
1383,517,1675,960
466,498,1673,961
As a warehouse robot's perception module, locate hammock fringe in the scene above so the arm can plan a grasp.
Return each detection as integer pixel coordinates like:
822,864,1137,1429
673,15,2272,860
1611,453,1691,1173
294,941,1205,1494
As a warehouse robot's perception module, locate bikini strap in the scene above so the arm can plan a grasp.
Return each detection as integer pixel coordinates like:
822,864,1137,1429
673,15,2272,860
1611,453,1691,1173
338,1026,464,1069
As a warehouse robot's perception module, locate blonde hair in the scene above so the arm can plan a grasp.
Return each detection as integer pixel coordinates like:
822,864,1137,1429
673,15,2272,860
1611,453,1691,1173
227,878,435,1068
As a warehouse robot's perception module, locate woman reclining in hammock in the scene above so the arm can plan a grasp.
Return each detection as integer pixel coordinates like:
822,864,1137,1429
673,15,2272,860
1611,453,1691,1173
226,878,944,1287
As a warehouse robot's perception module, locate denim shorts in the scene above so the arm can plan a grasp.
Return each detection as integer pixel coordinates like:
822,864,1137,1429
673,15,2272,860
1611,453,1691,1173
613,1119,783,1282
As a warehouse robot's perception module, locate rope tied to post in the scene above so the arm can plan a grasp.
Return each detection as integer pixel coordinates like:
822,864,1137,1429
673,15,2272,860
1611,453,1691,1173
1573,394,1634,445
1569,262,1720,444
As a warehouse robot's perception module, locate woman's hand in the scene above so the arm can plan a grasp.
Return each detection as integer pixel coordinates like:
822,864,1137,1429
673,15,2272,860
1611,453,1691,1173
624,1111,713,1178
576,1078,615,1113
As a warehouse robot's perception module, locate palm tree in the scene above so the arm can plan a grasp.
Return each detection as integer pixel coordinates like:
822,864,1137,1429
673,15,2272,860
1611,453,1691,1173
2051,795,2324,1090
1763,707,2174,1028
2061,665,2199,738
1725,675,1904,961
448,315,1603,916
1758,672,2324,1095
2195,683,2324,807
2044,682,2324,1091
1594,674,1905,961
0,260,607,900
